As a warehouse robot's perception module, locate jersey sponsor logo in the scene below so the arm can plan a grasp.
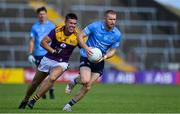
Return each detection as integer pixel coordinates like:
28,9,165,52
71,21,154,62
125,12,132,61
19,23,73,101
60,43,67,48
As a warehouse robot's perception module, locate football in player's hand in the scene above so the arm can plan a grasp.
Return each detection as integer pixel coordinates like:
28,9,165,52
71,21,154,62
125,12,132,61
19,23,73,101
88,47,102,62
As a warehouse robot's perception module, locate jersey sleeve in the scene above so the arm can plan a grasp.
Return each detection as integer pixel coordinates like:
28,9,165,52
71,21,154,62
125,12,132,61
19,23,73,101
48,29,56,39
111,34,121,48
83,22,95,36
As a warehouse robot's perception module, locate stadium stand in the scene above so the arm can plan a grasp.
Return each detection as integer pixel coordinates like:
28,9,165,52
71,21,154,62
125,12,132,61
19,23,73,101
0,0,179,70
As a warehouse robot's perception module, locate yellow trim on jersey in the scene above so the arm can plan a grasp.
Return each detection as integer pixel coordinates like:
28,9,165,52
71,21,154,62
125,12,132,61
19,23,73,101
55,26,78,46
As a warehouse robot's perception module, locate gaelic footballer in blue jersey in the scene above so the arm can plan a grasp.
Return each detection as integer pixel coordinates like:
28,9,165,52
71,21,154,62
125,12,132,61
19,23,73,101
28,6,55,66
18,13,78,109
63,10,122,112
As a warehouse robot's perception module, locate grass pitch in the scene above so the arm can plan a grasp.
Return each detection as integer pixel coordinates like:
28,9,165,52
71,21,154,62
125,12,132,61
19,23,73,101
0,84,180,113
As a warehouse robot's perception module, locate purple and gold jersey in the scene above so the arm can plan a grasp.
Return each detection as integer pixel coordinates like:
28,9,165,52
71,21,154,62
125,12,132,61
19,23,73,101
45,26,78,62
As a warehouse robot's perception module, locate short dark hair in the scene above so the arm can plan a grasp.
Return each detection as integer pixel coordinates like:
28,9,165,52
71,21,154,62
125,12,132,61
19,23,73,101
36,6,47,14
104,10,116,16
65,13,78,21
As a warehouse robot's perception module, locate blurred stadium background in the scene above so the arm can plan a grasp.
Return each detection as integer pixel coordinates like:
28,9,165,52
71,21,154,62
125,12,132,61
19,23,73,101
0,0,180,113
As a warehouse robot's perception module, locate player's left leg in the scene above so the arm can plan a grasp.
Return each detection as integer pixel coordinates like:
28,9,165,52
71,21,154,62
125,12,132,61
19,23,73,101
65,56,91,94
35,56,47,99
65,75,82,94
63,73,100,112
18,70,48,109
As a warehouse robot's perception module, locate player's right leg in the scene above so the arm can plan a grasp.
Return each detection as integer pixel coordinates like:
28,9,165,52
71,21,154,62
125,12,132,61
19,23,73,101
63,66,91,112
18,70,48,109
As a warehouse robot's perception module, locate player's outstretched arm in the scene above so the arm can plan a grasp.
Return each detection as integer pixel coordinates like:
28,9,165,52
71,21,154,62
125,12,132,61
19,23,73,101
105,48,117,59
77,31,88,49
98,48,117,62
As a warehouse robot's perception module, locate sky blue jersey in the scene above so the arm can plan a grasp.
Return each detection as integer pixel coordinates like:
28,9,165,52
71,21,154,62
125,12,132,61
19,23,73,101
30,20,55,56
80,21,122,57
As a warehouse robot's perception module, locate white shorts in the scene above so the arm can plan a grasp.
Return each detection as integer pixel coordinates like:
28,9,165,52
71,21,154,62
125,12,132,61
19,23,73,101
38,57,69,73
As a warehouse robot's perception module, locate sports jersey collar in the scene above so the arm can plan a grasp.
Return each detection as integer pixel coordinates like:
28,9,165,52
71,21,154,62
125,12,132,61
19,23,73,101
60,26,76,36
101,21,116,32
37,20,49,25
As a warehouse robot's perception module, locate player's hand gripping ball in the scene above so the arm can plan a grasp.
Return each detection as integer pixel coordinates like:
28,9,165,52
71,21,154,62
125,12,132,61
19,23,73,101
88,47,102,62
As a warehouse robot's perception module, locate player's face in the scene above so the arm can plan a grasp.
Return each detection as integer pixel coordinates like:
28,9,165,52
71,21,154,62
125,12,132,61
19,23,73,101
104,13,116,30
65,19,77,33
38,11,47,22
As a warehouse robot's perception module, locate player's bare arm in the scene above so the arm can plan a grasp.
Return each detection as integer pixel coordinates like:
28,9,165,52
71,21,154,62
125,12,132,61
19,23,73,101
28,38,36,64
41,36,54,53
98,48,117,62
28,38,35,54
77,31,93,56
104,48,117,59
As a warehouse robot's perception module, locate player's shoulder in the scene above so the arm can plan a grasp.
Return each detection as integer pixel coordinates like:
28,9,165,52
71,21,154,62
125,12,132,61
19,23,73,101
55,25,64,32
32,21,40,29
91,20,102,26
86,20,102,31
113,27,122,37
47,20,55,26
92,20,101,24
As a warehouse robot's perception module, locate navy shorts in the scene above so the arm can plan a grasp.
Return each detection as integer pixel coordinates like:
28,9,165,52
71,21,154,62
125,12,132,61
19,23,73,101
80,56,104,76
34,56,44,67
